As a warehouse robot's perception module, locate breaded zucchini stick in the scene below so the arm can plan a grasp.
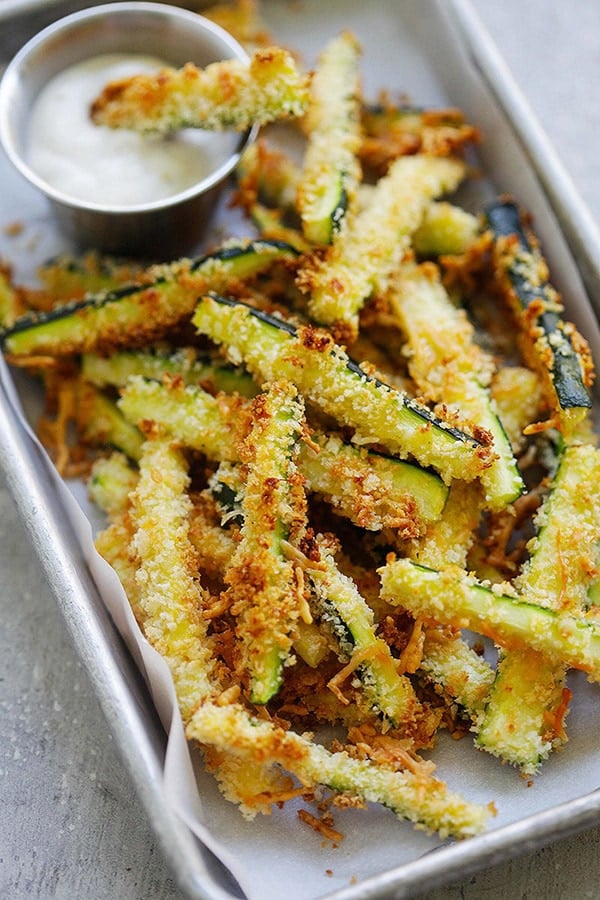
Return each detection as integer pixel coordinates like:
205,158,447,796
406,481,495,728
90,47,309,133
297,154,466,340
303,534,421,727
223,381,307,703
82,347,258,398
193,293,493,484
412,202,480,258
388,261,523,510
489,365,545,454
296,31,362,245
128,435,219,720
380,559,600,683
0,239,299,360
76,379,144,462
477,442,600,772
187,701,491,839
486,199,593,437
88,452,138,519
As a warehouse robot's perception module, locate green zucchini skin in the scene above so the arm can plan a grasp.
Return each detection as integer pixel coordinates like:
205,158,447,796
0,240,299,358
485,200,591,414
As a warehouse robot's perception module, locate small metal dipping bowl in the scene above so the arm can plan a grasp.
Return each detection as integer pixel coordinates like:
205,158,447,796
0,2,257,258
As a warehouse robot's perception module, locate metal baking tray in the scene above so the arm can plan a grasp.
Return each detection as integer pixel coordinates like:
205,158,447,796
3,1,600,897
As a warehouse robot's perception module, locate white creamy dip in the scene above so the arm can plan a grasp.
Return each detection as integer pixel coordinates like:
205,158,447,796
27,53,238,207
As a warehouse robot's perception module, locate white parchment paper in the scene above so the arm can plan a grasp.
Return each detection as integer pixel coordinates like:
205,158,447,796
3,2,600,898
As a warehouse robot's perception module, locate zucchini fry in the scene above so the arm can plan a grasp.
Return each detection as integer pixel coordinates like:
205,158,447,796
128,435,219,720
477,443,600,772
407,480,495,727
304,534,420,727
223,381,306,703
98,460,292,816
119,375,246,462
412,202,480,258
91,48,309,133
95,511,146,625
187,701,491,839
76,380,144,462
418,633,495,727
82,347,258,398
388,261,523,510
88,452,138,519
118,375,447,532
490,365,545,455
1,239,299,360
380,559,600,682
298,154,466,340
298,431,448,533
193,293,493,483
486,199,593,436
296,31,362,245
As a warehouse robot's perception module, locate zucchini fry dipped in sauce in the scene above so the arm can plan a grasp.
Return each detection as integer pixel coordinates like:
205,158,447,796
296,31,362,245
192,293,493,484
297,154,466,341
485,198,593,437
90,47,309,133
0,239,298,360
476,443,600,773
222,380,307,704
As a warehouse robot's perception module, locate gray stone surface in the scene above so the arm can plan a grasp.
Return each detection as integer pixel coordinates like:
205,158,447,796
2,1,600,898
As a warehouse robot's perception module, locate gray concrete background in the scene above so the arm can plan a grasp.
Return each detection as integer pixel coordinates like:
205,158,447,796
2,1,600,897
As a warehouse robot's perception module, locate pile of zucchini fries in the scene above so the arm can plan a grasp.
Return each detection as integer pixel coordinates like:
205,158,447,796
1,11,599,845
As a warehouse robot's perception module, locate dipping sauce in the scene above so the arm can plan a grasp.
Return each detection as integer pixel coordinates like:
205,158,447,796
26,53,238,208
